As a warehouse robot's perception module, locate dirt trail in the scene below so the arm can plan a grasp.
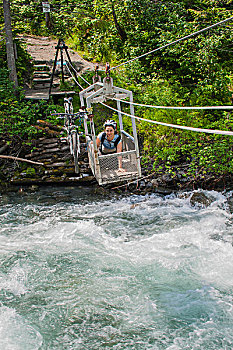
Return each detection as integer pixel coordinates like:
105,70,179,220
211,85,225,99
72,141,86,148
19,35,96,72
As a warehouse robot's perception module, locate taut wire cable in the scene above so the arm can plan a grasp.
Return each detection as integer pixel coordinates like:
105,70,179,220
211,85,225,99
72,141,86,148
66,61,91,85
100,102,233,136
109,97,233,110
65,61,84,89
111,16,233,70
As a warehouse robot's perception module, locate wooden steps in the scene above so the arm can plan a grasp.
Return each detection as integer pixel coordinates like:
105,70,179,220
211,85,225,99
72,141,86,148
24,60,76,100
34,64,50,71
33,62,52,89
34,72,51,79
10,122,95,185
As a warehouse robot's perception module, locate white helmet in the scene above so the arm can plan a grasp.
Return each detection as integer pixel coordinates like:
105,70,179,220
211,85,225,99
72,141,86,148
104,120,117,130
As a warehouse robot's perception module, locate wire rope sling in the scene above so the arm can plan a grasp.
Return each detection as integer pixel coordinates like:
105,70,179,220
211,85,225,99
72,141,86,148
79,64,141,185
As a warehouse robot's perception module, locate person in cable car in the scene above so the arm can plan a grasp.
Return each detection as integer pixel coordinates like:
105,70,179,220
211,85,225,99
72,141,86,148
96,120,125,172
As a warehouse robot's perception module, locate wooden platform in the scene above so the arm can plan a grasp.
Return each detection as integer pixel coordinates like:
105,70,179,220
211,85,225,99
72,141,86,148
24,90,50,100
24,59,76,101
51,91,76,97
24,90,76,100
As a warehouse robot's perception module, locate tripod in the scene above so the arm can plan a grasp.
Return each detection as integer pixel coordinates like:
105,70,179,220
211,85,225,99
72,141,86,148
49,39,79,96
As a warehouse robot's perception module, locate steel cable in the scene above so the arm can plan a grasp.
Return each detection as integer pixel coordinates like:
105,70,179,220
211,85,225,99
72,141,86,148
101,102,233,136
111,16,233,70
66,61,92,85
109,97,233,110
65,61,84,89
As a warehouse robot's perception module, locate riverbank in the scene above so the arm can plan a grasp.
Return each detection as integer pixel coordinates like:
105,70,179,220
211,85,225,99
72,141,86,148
1,125,232,196
2,155,233,213
1,151,232,196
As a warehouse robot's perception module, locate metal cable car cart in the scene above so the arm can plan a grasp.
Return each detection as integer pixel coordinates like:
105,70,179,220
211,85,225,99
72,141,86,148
79,64,141,185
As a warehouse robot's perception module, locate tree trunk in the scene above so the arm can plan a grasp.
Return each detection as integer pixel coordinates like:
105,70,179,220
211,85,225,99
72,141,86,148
45,12,53,30
111,1,127,42
3,0,18,87
0,155,44,165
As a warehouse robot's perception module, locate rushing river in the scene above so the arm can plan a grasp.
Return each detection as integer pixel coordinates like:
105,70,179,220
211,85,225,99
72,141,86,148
0,187,233,350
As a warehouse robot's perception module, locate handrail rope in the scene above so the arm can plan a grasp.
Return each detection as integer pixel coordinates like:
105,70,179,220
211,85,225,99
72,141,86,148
110,16,233,70
100,102,233,136
109,97,233,110
66,61,91,85
65,61,84,89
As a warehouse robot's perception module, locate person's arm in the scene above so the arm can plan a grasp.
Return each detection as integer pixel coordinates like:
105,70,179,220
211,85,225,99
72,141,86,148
117,141,125,171
96,136,100,149
116,141,122,153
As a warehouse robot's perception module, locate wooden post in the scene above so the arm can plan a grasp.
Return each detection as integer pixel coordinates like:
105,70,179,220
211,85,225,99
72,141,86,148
42,1,53,29
60,45,64,84
49,39,61,96
3,0,18,87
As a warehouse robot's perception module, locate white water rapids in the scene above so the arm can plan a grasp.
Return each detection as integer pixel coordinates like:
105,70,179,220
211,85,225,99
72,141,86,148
0,187,233,349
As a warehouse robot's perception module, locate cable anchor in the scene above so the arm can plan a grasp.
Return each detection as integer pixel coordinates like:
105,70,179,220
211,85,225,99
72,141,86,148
105,62,110,79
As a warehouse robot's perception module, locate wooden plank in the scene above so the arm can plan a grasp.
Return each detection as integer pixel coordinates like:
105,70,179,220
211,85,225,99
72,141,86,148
37,120,64,131
24,89,76,100
39,138,59,144
34,73,50,78
33,78,51,83
24,91,49,100
46,162,71,167
34,71,51,75
50,91,76,96
34,64,49,70
42,147,60,154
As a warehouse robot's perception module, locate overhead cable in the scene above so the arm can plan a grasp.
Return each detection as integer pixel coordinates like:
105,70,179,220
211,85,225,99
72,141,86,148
109,97,233,110
111,16,233,70
65,61,84,89
66,61,90,85
100,102,233,136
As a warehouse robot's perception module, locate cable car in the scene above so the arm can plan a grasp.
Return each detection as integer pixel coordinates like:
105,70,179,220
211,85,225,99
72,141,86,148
79,67,141,185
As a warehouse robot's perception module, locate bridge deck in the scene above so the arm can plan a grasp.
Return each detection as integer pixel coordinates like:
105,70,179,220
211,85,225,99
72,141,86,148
24,90,76,100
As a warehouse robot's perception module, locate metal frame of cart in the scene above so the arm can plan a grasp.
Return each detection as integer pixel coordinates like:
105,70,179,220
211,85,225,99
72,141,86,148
79,76,141,185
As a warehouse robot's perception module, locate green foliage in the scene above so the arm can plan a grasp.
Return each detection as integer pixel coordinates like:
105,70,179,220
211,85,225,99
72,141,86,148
25,167,36,176
136,79,233,176
0,40,33,86
0,67,65,139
